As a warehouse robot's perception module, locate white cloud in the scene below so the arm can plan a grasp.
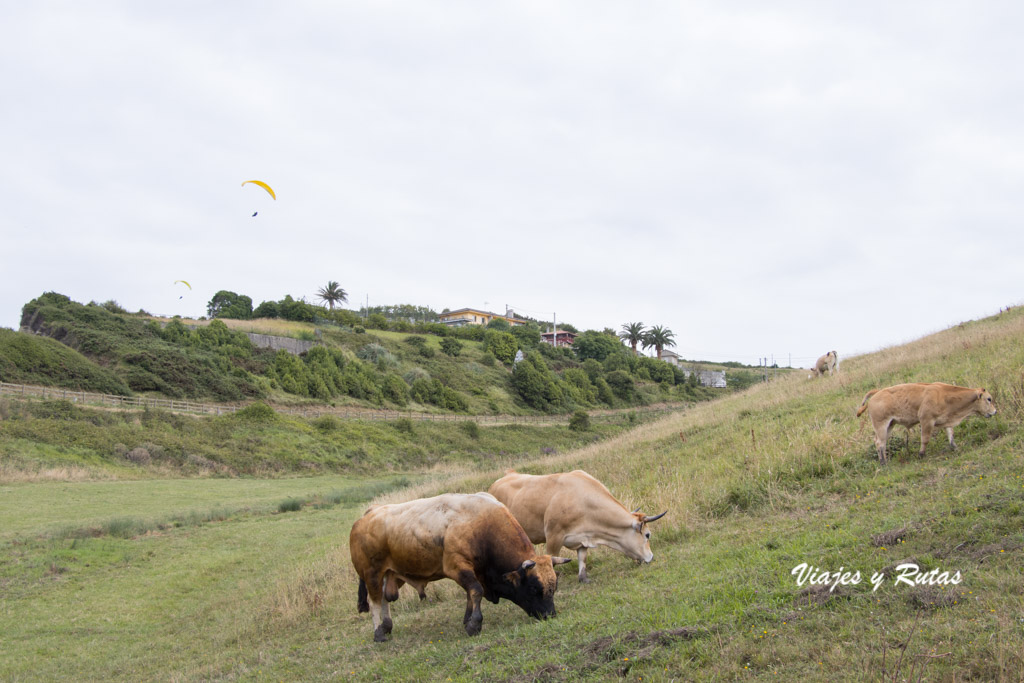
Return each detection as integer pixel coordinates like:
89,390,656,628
2,1,1022,368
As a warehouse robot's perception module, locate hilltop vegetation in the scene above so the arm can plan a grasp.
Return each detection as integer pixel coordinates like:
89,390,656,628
0,307,1022,680
7,292,762,414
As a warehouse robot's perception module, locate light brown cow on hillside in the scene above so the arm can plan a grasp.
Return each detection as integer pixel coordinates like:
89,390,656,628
810,350,838,377
349,492,570,642
488,470,667,583
855,382,997,463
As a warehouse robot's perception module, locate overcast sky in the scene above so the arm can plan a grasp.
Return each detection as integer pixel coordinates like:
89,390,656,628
3,2,1022,367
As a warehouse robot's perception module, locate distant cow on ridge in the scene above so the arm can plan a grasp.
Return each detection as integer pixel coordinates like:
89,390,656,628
855,382,997,463
489,470,667,583
810,351,838,378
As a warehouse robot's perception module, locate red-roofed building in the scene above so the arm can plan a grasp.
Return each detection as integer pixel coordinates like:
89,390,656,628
540,330,576,347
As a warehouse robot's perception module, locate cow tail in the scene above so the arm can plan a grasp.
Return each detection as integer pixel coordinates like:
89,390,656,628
855,390,879,417
357,578,369,613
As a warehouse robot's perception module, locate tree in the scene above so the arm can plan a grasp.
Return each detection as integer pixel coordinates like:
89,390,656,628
206,291,253,320
573,330,626,362
618,322,645,356
642,325,677,360
317,281,348,311
484,330,518,364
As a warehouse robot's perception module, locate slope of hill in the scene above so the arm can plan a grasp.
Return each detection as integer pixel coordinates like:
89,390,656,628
10,292,744,415
1,307,1020,680
286,305,1024,679
0,328,131,395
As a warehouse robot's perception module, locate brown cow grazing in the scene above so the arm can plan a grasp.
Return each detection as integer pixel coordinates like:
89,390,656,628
349,492,570,642
810,350,838,378
856,382,997,463
489,470,667,583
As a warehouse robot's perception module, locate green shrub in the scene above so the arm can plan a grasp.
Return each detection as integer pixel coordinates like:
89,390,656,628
510,324,541,349
278,498,304,513
312,415,341,431
572,330,625,361
569,410,591,432
234,402,277,422
605,370,635,400
440,337,463,357
405,336,427,350
382,373,410,406
357,343,397,369
484,330,518,364
460,420,481,439
511,353,563,411
393,417,415,434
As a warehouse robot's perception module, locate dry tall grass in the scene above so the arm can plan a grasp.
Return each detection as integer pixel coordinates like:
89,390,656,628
148,315,317,339
361,306,1024,534
0,463,117,483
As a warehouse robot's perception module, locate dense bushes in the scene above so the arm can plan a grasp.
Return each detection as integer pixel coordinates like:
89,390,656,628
0,329,131,395
20,294,267,401
14,292,742,415
484,330,518,364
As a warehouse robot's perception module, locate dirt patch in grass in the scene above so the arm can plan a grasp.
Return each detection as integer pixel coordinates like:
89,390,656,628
511,662,564,682
872,526,910,547
513,626,703,680
793,583,851,607
904,586,961,610
935,539,1022,562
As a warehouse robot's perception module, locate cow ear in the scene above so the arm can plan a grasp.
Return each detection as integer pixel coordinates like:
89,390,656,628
503,570,521,586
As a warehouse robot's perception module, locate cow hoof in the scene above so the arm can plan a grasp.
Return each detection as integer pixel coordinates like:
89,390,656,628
579,575,591,584
382,617,393,634
373,626,389,642
465,617,483,636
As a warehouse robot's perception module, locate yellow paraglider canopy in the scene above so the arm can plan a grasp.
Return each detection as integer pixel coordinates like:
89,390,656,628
241,180,276,200
174,280,192,289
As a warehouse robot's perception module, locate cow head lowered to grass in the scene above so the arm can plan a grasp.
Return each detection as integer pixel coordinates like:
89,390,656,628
489,469,668,583
349,492,571,642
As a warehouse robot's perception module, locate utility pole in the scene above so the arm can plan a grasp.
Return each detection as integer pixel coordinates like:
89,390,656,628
552,312,557,346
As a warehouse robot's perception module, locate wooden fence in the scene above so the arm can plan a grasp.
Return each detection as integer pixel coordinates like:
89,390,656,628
0,381,683,425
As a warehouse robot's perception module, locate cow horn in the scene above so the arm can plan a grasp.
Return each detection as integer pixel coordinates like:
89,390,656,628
642,510,668,523
521,560,536,570
632,506,641,513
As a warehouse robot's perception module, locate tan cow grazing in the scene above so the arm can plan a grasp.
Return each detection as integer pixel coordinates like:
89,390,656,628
488,470,667,583
810,350,838,378
856,382,997,463
349,492,570,642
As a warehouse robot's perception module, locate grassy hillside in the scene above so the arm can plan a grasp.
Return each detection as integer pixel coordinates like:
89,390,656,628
0,328,131,395
10,292,737,414
1,307,1021,680
0,399,636,481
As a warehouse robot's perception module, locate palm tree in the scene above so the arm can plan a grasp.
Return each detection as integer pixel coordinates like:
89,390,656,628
618,322,645,356
317,281,348,311
642,325,677,360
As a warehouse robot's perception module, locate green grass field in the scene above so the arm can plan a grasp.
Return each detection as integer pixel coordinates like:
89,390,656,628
2,307,1023,680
